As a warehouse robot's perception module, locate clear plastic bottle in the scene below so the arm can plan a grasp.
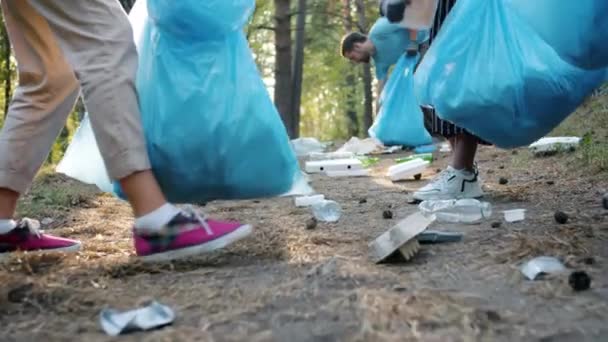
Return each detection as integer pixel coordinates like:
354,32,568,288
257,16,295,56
311,200,342,223
418,199,492,224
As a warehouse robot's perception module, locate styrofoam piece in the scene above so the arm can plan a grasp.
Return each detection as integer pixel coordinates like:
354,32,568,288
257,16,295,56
529,137,580,154
308,151,355,161
503,209,526,222
387,158,430,181
325,169,370,178
369,212,434,263
304,158,363,174
521,256,567,281
294,194,325,207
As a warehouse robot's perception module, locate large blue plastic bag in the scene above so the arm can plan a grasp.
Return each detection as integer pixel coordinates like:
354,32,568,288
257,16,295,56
147,0,254,40
414,0,606,148
58,0,304,203
369,54,432,147
507,0,608,70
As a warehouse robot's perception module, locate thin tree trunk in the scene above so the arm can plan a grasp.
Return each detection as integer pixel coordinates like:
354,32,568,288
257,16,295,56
2,15,11,118
342,0,359,137
274,0,295,137
355,0,374,131
290,0,307,138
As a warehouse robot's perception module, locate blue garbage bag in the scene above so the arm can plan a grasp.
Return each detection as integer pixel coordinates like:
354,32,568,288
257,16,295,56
414,0,606,148
59,0,301,203
507,0,608,70
369,54,432,147
147,0,255,40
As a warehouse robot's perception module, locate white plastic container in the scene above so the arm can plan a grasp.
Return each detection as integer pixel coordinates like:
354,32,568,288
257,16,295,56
529,137,580,154
325,169,370,178
294,195,325,207
503,209,526,222
304,158,363,174
387,158,430,181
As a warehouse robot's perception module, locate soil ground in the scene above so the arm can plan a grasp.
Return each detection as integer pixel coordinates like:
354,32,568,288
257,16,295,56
1,94,608,341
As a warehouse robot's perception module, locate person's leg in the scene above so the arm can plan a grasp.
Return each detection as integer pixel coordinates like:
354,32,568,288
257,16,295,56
20,0,251,261
450,132,478,171
0,0,82,252
415,107,483,201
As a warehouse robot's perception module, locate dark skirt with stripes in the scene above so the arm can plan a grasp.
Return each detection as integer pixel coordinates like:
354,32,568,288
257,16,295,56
421,0,490,145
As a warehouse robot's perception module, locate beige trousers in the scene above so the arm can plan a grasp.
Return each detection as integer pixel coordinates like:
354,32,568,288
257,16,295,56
0,0,150,193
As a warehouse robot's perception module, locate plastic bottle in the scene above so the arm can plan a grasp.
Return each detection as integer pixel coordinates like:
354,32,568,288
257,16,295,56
418,199,492,224
311,200,342,222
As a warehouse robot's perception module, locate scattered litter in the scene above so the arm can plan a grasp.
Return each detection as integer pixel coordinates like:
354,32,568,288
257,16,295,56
414,144,436,154
499,177,509,185
529,137,580,155
503,209,526,223
417,230,463,244
358,198,367,204
439,143,451,152
396,153,433,164
295,195,325,207
41,218,54,226
325,169,370,178
546,180,555,185
369,212,434,263
311,200,342,223
304,158,363,174
569,271,591,291
291,137,327,156
382,210,394,219
308,151,354,161
603,193,608,210
305,217,318,230
387,158,430,181
358,156,380,168
381,145,403,154
419,199,492,224
99,301,175,336
520,256,567,280
336,137,380,155
554,211,569,224
491,221,502,228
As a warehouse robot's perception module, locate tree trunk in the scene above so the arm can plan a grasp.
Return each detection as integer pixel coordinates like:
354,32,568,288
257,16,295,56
274,0,295,138
355,0,374,131
290,0,307,138
342,0,359,137
2,19,10,119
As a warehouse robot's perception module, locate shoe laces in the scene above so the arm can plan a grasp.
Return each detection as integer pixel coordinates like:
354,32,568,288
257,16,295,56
17,218,43,238
182,205,213,235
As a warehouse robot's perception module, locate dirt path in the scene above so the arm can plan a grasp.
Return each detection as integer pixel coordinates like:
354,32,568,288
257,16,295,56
1,145,607,342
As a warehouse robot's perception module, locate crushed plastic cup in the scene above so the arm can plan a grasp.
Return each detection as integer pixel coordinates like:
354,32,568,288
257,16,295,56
295,195,325,207
503,209,526,222
419,199,492,224
99,301,175,336
311,200,342,223
521,256,567,280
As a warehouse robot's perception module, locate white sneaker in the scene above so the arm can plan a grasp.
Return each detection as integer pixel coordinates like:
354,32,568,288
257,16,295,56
413,166,484,201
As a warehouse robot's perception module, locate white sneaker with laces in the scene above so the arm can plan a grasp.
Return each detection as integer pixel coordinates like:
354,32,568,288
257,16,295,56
413,166,484,201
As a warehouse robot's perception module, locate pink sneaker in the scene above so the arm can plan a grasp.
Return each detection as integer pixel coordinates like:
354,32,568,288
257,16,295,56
0,218,81,257
134,209,253,262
